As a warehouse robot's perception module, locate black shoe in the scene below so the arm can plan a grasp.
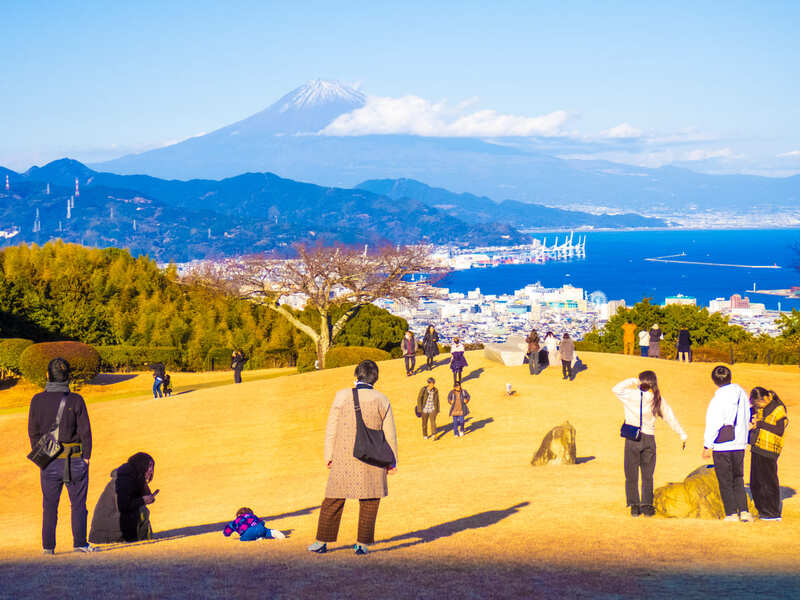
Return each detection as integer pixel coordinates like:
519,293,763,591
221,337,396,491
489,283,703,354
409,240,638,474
641,505,655,517
630,505,641,517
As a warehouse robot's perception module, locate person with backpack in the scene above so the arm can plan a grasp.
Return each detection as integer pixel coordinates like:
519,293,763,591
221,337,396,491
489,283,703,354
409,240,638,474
231,350,248,384
28,358,94,554
613,370,687,517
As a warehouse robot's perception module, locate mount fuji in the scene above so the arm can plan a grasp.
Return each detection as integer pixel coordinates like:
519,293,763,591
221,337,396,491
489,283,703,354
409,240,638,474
93,80,800,214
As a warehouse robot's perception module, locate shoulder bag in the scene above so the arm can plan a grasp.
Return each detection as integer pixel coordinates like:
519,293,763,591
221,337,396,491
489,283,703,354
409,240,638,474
620,391,643,441
27,395,67,469
713,392,741,444
352,388,396,468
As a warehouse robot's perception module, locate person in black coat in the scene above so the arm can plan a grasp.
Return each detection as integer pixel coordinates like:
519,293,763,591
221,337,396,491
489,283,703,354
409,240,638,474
421,325,439,371
89,452,157,543
231,350,248,383
677,329,692,362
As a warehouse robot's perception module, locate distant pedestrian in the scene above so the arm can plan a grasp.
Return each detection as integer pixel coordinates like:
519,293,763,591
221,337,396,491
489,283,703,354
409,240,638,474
622,320,637,355
421,325,439,371
648,324,662,358
416,377,440,439
748,387,788,521
402,330,417,376
448,382,470,437
223,507,286,541
231,350,248,384
702,365,752,522
307,360,397,556
544,331,559,367
28,358,93,554
449,337,468,385
677,329,691,362
526,330,541,375
152,363,164,398
613,371,687,517
638,330,649,357
558,333,575,380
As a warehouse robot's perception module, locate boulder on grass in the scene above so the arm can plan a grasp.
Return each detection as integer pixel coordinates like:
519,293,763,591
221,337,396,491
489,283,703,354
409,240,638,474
531,421,576,466
654,464,757,519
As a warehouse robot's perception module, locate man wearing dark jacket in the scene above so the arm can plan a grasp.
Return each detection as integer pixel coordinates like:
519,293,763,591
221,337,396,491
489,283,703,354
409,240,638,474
28,358,93,554
416,378,440,439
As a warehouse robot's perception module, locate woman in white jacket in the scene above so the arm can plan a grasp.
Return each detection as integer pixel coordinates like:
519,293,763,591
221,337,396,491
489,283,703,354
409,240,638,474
613,371,688,517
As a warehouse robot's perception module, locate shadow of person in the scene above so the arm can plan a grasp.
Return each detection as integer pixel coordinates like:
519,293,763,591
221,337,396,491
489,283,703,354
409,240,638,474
780,486,796,500
370,502,530,553
461,368,484,382
90,373,139,386
464,417,494,435
569,358,588,381
575,456,596,464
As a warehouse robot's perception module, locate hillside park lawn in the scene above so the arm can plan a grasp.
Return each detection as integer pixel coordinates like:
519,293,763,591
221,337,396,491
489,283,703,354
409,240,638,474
0,351,798,598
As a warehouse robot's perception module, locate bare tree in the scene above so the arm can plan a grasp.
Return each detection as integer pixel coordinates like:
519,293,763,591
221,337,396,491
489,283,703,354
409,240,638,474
193,243,444,368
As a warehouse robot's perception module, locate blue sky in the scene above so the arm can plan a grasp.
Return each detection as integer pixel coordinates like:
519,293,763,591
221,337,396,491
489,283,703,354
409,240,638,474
2,1,798,175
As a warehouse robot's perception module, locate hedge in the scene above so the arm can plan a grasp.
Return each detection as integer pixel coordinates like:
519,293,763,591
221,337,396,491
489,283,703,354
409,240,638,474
250,348,296,369
325,346,391,369
204,347,234,371
19,341,101,387
96,346,183,371
0,338,33,376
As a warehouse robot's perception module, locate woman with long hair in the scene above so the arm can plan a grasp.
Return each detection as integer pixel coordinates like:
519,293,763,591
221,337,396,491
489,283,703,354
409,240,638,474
748,386,788,520
421,324,439,371
543,331,558,368
612,370,687,517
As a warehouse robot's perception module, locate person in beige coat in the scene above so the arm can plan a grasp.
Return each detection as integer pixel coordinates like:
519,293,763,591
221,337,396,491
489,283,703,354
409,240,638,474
308,360,398,556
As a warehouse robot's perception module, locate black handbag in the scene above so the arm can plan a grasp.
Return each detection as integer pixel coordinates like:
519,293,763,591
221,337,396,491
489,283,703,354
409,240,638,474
352,388,396,468
414,406,422,418
27,395,67,469
714,392,741,444
620,391,643,441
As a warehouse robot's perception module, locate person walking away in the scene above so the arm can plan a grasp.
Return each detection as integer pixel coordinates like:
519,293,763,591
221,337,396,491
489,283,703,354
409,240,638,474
613,371,687,517
648,324,663,358
421,325,439,371
308,360,397,556
703,365,752,522
526,330,541,375
28,358,93,554
638,329,649,358
231,350,248,384
622,320,637,355
448,382,470,437
544,331,558,368
402,330,417,376
416,377,439,439
89,452,158,543
748,387,788,520
449,337,468,385
223,507,286,541
558,333,575,380
152,364,164,398
677,329,691,362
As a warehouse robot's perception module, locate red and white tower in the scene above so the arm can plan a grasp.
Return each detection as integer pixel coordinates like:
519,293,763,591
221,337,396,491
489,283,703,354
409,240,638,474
74,178,80,197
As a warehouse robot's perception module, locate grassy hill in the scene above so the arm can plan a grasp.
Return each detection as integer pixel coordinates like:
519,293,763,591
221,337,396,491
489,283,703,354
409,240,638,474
1,351,798,598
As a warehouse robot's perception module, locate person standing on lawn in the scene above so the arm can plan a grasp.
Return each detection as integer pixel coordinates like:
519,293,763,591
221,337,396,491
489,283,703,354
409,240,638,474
416,377,440,439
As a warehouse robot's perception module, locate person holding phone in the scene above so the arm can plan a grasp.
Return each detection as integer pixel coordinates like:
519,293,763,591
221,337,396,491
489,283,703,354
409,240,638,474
89,452,158,543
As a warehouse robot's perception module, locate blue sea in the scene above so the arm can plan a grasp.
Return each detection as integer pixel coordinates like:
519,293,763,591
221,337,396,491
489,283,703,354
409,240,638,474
437,229,800,311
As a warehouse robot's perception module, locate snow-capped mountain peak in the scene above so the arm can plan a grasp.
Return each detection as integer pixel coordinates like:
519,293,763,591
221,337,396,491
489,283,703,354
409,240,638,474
280,79,366,112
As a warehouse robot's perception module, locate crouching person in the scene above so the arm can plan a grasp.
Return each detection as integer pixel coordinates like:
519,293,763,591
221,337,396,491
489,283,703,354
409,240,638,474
89,452,158,543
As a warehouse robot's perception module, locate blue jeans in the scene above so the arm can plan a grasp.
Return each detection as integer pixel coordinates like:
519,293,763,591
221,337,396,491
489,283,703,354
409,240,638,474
452,415,465,436
640,347,648,357
240,523,271,541
41,457,88,550
153,381,163,398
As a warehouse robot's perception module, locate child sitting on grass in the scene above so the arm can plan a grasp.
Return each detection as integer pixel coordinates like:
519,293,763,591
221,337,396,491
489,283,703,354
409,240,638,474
223,507,286,541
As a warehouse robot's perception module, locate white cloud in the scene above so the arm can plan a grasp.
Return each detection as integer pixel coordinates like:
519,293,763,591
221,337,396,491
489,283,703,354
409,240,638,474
685,147,739,161
777,150,800,157
600,122,643,139
320,95,571,138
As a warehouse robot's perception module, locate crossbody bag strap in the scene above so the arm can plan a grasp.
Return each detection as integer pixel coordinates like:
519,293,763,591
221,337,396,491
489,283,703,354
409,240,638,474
52,394,68,442
732,392,741,427
639,390,643,429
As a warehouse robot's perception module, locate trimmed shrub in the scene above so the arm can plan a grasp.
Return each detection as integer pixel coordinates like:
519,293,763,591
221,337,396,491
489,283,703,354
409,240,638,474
0,338,33,376
19,341,101,387
325,346,391,369
96,346,183,371
204,347,234,371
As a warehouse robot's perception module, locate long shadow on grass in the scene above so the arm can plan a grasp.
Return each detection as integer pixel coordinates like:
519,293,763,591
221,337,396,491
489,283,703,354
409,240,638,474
369,501,530,553
434,416,493,439
461,367,484,382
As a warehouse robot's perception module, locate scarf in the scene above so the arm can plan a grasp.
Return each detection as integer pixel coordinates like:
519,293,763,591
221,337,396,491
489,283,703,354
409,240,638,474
45,381,70,393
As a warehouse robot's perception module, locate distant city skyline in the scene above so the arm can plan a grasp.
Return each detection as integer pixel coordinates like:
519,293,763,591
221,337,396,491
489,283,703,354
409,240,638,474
2,1,799,177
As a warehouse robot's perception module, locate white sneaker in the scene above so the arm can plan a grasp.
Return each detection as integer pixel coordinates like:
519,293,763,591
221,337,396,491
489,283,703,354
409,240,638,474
722,514,740,522
739,511,754,522
270,529,287,540
760,517,782,521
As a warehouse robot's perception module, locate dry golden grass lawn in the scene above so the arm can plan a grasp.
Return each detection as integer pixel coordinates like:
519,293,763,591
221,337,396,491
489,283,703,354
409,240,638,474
1,352,798,599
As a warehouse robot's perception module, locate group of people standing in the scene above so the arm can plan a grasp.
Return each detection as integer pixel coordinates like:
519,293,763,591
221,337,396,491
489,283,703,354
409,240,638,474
622,320,692,361
402,325,468,386
525,330,576,380
614,364,787,521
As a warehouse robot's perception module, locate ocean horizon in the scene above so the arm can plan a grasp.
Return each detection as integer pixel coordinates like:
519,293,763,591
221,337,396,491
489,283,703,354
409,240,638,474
437,228,800,311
